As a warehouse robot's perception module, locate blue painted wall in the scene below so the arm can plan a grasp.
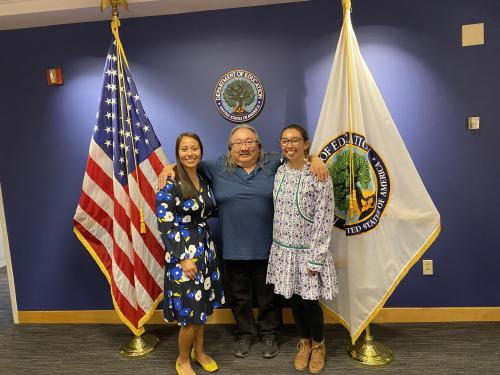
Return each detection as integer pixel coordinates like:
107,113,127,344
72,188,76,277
0,0,498,310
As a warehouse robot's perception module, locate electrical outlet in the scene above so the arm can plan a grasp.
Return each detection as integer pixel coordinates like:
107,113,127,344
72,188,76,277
422,260,433,275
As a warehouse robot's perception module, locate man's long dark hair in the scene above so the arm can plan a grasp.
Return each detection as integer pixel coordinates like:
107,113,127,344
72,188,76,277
175,132,204,199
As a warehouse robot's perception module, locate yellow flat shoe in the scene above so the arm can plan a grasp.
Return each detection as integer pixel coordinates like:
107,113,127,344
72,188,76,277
176,359,197,375
175,359,181,375
190,349,219,372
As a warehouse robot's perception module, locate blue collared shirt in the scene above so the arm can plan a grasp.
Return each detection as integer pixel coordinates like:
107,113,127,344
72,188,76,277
199,152,282,260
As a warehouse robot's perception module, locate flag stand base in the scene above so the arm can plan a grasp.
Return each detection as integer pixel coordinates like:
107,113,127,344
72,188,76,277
347,325,392,366
120,333,159,358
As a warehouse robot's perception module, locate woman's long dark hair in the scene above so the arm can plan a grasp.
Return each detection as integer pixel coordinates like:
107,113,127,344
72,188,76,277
175,132,203,199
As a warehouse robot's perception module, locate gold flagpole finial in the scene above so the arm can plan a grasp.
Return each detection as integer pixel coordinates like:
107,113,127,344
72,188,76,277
101,0,129,21
101,0,129,39
342,0,351,15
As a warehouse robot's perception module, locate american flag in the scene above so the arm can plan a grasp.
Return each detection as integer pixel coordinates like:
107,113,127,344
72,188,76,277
73,37,168,335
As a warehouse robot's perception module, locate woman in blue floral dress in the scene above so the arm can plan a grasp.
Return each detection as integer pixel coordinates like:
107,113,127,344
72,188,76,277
157,132,224,375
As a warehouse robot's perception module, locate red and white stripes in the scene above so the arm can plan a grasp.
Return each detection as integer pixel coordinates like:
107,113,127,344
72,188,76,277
74,139,167,335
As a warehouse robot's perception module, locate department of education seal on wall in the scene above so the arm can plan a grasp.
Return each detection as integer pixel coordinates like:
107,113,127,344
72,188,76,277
320,132,391,236
214,69,265,123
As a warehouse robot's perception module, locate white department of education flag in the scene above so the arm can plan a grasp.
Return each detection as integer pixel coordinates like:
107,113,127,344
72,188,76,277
311,3,441,344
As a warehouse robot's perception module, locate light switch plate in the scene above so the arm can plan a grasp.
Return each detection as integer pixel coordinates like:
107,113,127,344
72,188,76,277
468,116,480,130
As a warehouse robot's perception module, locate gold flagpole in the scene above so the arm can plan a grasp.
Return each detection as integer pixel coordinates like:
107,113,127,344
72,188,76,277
106,0,147,235
348,324,392,366
342,0,392,366
101,0,159,358
343,0,357,221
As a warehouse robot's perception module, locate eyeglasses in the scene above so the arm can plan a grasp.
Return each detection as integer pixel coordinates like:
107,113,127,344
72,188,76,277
280,137,303,146
230,140,259,149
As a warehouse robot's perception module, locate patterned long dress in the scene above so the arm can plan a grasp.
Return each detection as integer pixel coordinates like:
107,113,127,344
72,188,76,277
156,177,224,325
266,163,338,300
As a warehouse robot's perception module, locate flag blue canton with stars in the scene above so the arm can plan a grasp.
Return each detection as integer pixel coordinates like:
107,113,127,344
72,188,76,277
93,40,161,186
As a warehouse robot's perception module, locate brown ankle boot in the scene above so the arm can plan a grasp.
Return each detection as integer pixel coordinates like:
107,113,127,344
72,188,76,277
294,338,312,371
308,340,325,374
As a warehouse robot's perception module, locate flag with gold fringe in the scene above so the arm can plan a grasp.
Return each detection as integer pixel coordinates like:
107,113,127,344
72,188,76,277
73,19,168,335
310,0,441,344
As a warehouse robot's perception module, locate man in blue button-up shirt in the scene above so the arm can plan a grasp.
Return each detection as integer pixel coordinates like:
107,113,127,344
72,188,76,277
198,125,282,359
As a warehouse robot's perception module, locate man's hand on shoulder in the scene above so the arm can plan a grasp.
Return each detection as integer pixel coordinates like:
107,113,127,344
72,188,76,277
157,164,176,190
309,156,328,182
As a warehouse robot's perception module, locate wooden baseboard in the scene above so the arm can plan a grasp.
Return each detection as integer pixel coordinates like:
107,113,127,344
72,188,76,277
17,307,500,324
370,307,500,323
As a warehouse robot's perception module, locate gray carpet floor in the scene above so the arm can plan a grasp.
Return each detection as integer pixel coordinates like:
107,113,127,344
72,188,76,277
1,267,499,374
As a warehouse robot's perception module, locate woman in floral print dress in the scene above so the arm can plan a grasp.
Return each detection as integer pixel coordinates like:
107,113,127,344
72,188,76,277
266,124,338,374
157,132,223,375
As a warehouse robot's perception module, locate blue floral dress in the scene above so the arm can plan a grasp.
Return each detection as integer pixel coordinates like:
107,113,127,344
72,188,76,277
156,178,224,325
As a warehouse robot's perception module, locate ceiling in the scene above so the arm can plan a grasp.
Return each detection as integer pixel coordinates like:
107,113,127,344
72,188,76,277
0,0,309,30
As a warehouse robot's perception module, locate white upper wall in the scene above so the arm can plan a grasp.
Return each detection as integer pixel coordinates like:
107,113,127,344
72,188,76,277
0,0,308,30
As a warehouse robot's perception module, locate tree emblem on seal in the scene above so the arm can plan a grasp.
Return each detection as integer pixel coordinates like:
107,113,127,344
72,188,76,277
329,151,376,221
223,80,256,116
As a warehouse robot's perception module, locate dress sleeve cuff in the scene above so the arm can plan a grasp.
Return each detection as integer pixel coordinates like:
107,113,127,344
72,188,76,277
307,260,324,273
